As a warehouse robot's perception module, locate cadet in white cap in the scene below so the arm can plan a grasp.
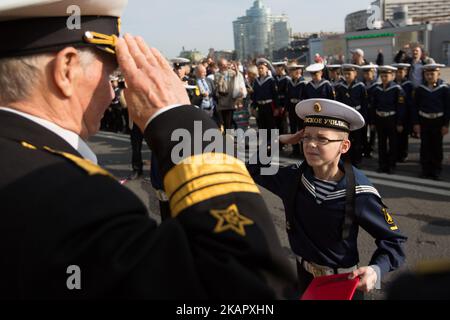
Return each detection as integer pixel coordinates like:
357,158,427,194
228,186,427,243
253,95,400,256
334,64,368,166
273,61,289,134
304,63,335,101
392,63,414,163
412,63,449,180
371,66,406,174
252,58,280,148
286,63,307,157
325,64,343,88
247,98,407,299
361,64,380,158
0,0,295,299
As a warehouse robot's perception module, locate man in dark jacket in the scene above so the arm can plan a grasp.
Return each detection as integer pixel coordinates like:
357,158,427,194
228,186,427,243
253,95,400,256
0,0,296,299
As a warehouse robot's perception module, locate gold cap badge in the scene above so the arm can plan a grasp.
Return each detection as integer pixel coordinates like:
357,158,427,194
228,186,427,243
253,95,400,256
314,102,322,113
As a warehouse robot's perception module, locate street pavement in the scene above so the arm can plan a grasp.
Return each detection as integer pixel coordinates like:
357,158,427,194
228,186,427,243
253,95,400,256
87,68,450,299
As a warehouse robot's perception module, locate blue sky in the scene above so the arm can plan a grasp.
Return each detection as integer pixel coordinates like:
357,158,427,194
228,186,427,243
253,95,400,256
121,0,369,58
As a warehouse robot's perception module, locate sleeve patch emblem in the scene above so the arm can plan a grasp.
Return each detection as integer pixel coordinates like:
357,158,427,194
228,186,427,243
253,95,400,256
210,204,254,237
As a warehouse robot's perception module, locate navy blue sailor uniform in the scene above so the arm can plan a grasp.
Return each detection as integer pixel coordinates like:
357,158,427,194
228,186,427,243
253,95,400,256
364,79,381,157
371,81,406,173
286,76,307,155
274,74,289,134
303,79,335,101
412,79,450,178
251,75,279,146
395,78,414,162
247,161,407,295
335,80,369,165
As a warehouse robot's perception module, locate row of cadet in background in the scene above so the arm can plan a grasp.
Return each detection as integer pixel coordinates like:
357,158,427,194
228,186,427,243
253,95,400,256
103,46,448,182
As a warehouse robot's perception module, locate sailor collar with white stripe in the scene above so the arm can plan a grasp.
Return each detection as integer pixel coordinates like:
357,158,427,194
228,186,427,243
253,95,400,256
256,75,274,86
289,77,307,87
366,80,381,89
300,164,381,203
307,79,331,90
336,80,365,90
418,81,448,93
375,82,402,92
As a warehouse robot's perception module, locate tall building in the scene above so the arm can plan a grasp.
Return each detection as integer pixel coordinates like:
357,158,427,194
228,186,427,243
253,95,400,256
381,0,450,25
346,0,450,32
233,0,291,61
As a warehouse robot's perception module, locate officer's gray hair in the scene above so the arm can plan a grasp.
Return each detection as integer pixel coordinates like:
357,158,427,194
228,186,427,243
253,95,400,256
0,48,96,105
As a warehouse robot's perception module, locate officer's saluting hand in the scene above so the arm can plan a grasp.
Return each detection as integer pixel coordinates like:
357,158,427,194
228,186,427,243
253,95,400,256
116,35,190,131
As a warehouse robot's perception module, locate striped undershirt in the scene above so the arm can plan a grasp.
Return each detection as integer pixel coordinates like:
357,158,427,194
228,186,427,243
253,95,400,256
312,177,339,204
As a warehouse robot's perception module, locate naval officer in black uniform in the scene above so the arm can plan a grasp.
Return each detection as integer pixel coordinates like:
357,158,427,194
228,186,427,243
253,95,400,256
0,0,295,299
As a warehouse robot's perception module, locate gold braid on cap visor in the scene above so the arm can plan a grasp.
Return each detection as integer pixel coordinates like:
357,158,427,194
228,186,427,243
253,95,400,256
83,31,118,54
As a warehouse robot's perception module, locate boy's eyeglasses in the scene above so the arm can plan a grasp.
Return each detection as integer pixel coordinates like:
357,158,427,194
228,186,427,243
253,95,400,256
301,137,344,146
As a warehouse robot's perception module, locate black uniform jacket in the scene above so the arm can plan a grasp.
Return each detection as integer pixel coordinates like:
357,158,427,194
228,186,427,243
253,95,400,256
0,106,296,299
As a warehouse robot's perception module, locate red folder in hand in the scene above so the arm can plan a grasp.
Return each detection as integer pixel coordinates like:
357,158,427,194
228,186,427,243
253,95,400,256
301,273,360,300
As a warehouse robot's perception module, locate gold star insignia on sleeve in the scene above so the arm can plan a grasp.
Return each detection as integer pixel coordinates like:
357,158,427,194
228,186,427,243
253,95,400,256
210,204,254,237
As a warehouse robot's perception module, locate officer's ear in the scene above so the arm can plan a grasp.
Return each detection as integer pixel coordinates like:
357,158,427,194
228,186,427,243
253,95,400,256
52,47,83,98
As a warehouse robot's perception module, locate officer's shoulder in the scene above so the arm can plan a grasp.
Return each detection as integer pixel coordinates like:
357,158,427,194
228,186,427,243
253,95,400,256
6,139,114,181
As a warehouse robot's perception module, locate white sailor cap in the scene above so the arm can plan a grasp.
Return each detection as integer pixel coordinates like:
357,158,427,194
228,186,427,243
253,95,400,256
172,57,190,68
379,65,398,73
360,64,379,72
391,63,411,70
287,63,305,70
273,61,287,67
423,63,446,71
0,0,127,57
306,63,325,73
295,99,365,132
341,64,360,71
326,64,341,70
256,58,272,67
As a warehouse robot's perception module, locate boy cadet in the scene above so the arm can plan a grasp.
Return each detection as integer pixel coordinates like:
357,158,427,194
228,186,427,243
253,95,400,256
248,99,407,298
304,63,335,101
371,66,406,174
326,64,343,88
273,61,289,134
286,63,307,157
392,63,414,162
412,64,450,180
252,58,279,148
335,64,368,166
361,64,380,158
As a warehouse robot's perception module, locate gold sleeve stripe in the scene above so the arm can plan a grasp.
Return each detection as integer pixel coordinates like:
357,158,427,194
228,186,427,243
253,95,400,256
171,182,260,217
170,173,257,209
164,153,260,217
164,153,251,198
